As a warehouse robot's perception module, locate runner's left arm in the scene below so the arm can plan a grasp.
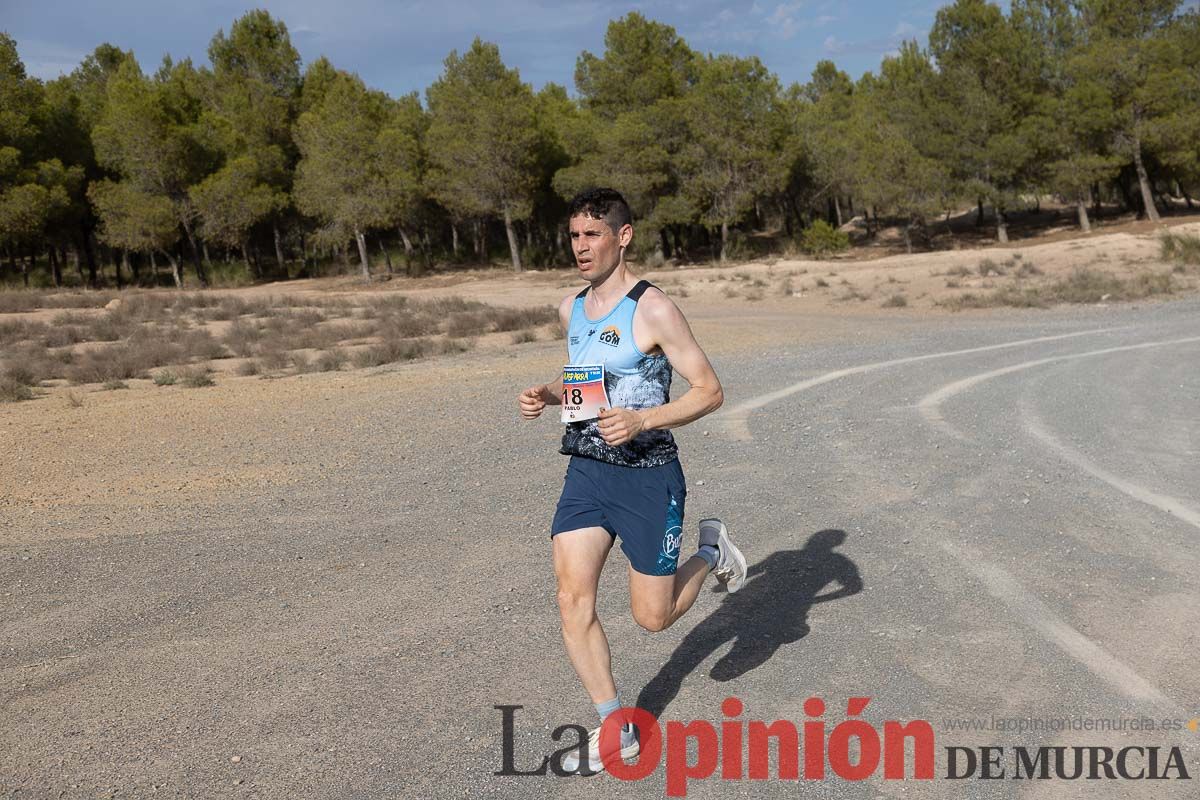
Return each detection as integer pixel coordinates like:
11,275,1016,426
597,292,722,446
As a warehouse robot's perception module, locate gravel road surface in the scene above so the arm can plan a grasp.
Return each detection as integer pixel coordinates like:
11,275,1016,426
4,295,1199,799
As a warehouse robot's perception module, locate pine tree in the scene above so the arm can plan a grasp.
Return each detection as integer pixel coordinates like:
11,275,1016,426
425,39,539,272
92,56,217,286
205,10,301,272
1074,0,1184,222
561,14,699,257
929,0,1035,243
88,180,183,285
292,70,393,280
678,55,788,261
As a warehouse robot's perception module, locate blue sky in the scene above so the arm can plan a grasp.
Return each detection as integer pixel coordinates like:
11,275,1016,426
4,0,1194,98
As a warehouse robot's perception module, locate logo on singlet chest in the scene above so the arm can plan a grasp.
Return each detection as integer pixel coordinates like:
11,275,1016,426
599,325,621,347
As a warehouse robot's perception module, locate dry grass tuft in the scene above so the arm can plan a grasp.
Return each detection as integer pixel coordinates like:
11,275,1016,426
0,376,34,403
939,268,1176,310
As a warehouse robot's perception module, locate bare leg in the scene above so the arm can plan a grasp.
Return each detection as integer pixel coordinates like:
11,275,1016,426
627,555,710,632
553,527,618,703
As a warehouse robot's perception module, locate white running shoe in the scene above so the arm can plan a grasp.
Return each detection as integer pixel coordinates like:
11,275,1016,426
561,724,639,775
699,518,747,593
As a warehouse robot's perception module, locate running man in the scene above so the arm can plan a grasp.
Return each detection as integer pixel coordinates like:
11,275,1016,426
517,188,747,775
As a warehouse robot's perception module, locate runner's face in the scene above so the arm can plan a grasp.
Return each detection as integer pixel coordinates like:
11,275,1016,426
569,214,629,283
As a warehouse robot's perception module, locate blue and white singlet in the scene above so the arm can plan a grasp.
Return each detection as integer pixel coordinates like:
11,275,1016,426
559,280,678,468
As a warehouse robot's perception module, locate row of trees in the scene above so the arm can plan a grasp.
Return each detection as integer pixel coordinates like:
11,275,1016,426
1,0,1198,289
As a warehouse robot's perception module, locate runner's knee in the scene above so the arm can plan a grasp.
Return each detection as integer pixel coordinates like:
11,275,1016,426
556,587,596,625
632,604,672,632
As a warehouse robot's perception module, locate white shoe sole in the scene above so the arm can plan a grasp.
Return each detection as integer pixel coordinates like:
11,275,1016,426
566,740,641,775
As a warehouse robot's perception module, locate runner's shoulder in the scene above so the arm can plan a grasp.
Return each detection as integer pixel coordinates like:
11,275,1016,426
635,284,685,327
558,290,579,322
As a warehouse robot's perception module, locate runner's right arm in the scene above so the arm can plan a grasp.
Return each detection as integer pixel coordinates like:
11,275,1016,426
517,292,576,419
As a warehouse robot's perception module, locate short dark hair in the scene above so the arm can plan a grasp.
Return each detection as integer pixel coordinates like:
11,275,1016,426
567,187,632,234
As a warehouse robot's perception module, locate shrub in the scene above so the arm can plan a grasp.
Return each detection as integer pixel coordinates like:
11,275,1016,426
42,325,89,348
882,293,909,308
315,348,348,372
3,360,38,386
1160,231,1200,267
800,220,850,257
222,319,263,357
102,379,129,390
0,376,33,403
258,348,289,371
0,319,46,348
977,257,1005,276
181,368,215,388
180,329,227,360
814,277,829,288
290,351,314,373
352,338,431,368
235,359,261,377
66,346,141,384
510,329,538,344
938,268,1176,310
153,369,178,386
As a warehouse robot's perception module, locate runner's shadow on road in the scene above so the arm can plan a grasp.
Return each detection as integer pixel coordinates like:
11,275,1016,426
635,529,862,719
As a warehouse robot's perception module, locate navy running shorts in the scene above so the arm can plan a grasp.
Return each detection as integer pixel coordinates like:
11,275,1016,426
551,455,687,576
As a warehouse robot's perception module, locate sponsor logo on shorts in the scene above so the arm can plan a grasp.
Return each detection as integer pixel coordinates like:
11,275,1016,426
661,527,682,560
599,326,621,347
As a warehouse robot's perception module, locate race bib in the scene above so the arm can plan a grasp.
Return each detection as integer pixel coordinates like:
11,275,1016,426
561,364,610,423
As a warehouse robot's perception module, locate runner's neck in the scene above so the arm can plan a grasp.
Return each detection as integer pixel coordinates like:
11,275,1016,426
584,264,640,313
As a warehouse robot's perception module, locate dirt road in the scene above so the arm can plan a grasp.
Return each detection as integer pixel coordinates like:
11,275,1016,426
3,288,1199,798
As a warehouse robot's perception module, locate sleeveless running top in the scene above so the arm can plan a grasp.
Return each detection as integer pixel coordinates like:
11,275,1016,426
559,280,678,468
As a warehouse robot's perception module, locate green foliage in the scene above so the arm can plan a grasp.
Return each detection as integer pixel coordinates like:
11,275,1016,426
800,220,850,256
89,180,179,252
678,54,787,259
2,4,1200,290
425,39,539,269
191,156,283,249
575,13,695,120
293,69,402,272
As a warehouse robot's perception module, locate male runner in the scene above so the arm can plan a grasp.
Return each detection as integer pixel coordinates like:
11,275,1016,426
517,187,747,775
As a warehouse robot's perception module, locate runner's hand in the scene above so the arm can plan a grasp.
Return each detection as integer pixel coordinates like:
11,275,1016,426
519,384,552,419
597,407,644,446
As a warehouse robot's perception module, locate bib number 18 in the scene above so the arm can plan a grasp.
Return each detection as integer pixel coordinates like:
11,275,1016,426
561,364,609,423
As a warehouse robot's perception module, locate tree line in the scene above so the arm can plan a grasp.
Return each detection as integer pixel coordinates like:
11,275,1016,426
1,0,1197,289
